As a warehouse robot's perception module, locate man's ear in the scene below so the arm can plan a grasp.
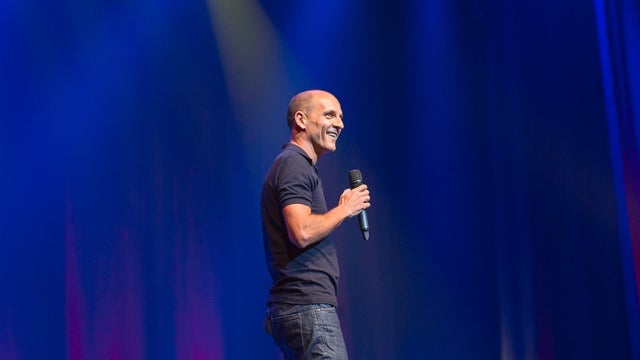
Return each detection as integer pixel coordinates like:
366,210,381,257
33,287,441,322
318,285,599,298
294,111,306,131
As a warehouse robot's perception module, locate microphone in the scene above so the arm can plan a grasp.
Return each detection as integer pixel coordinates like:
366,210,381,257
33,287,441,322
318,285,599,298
348,169,370,240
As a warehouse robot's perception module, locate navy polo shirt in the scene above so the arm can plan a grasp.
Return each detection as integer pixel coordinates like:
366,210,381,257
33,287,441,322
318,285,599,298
261,143,339,306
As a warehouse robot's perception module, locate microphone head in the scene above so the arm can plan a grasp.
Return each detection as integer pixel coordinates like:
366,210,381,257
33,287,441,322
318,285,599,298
349,169,363,189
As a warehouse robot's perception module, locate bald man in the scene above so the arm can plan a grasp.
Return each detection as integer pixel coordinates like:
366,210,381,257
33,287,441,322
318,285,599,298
261,90,371,359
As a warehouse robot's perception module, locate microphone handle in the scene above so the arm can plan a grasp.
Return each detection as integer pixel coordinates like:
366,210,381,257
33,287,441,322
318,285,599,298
359,210,369,240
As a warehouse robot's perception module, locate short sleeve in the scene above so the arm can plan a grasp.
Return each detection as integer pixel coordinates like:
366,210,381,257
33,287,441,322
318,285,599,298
276,154,315,209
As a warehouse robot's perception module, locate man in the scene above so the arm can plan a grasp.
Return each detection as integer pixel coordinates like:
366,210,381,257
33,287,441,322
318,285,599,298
261,90,371,359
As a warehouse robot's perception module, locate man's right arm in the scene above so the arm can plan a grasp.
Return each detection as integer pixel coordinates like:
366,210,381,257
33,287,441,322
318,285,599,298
283,185,370,248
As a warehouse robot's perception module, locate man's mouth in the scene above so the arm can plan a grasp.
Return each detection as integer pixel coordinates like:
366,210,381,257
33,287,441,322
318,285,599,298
327,130,339,139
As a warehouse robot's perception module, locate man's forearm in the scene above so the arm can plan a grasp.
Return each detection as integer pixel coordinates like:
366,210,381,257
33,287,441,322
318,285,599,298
284,204,350,248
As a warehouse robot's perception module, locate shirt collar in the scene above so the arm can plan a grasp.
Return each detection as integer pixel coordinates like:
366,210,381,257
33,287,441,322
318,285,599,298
282,143,317,169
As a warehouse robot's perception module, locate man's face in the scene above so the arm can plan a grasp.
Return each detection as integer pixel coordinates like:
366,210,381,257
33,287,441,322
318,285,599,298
304,93,344,156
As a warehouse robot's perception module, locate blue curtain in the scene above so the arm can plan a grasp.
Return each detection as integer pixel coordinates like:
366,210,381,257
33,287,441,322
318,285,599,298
595,0,640,357
1,0,638,358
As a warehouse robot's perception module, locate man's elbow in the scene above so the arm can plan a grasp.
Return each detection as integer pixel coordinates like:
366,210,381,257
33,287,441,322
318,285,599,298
288,230,313,249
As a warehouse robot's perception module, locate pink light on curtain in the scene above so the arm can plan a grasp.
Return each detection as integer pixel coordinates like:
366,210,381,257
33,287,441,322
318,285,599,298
65,195,87,360
172,181,225,359
174,252,225,357
0,326,18,360
65,196,146,359
91,227,145,360
174,243,225,359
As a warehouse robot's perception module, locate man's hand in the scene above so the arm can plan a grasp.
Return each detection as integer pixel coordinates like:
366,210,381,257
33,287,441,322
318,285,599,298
339,184,371,218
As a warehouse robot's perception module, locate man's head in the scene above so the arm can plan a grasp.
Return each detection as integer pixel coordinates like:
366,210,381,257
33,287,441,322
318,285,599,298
287,90,344,161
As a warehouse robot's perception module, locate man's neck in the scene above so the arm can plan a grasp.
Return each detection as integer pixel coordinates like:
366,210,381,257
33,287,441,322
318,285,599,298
289,138,319,165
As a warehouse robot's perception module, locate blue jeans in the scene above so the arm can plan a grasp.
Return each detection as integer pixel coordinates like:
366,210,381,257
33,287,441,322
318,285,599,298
264,303,348,360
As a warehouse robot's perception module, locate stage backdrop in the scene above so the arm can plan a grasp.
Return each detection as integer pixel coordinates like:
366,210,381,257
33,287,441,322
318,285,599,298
1,0,639,359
